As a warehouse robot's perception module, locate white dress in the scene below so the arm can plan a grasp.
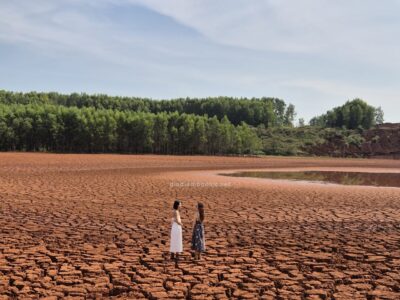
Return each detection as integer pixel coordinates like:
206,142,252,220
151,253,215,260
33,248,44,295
170,210,183,253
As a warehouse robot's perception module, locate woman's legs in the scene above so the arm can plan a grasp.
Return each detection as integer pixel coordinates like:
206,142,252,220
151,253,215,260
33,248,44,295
193,251,201,260
175,253,179,267
171,252,179,267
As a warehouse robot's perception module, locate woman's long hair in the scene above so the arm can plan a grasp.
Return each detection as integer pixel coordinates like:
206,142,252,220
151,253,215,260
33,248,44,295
173,200,181,210
198,202,205,222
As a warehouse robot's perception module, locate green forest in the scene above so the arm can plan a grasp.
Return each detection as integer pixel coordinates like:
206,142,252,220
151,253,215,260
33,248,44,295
0,91,295,127
310,99,384,129
0,91,384,155
0,103,262,154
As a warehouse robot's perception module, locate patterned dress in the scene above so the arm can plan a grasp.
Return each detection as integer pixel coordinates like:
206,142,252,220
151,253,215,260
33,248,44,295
191,213,205,252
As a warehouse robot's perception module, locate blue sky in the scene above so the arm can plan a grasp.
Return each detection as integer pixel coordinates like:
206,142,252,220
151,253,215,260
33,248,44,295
0,0,399,122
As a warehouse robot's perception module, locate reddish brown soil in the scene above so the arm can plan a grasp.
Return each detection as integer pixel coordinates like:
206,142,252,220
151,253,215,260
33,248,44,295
1,153,400,299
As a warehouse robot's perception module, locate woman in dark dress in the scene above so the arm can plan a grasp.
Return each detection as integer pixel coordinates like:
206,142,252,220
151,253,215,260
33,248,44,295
191,202,205,260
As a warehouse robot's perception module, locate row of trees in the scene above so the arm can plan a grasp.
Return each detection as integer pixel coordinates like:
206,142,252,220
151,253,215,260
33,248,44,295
309,99,384,129
0,103,261,154
0,91,296,127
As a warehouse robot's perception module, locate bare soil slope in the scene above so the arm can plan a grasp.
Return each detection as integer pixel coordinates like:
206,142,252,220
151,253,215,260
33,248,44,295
309,123,400,158
1,154,400,299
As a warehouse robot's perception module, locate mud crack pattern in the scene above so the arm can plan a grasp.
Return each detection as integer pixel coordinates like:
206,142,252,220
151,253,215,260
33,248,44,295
0,154,400,299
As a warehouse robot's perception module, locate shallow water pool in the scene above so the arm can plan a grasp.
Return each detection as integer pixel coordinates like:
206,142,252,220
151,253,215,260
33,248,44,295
222,171,400,188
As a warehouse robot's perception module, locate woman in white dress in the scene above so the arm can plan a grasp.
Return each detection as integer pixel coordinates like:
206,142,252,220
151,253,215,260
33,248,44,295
170,200,183,266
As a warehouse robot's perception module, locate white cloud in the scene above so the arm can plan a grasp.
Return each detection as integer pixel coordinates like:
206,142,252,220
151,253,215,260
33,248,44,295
0,0,398,122
129,0,400,67
0,0,196,72
2,0,399,69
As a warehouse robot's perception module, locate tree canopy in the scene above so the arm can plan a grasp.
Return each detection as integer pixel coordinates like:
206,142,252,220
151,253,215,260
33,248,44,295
1,90,387,157
0,90,296,127
0,103,261,154
309,99,383,129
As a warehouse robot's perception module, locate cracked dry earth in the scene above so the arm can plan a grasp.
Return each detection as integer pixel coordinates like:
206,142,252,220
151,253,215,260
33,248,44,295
1,154,400,300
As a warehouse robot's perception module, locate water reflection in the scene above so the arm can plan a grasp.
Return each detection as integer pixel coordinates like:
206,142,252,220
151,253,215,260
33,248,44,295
223,171,400,188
